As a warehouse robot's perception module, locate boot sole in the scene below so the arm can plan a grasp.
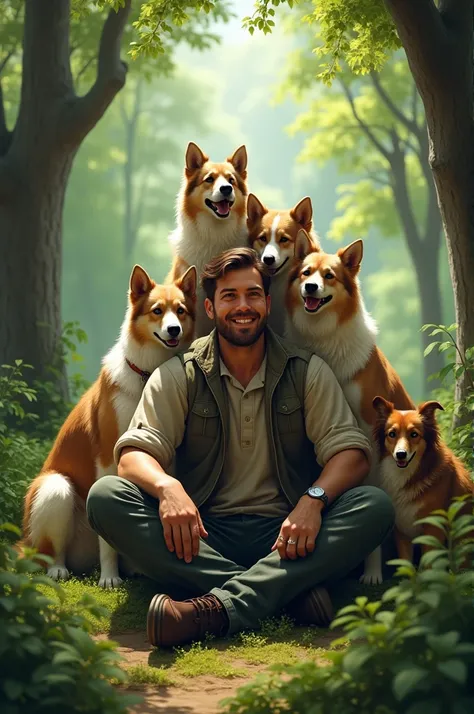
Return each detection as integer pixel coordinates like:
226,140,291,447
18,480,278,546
147,593,168,647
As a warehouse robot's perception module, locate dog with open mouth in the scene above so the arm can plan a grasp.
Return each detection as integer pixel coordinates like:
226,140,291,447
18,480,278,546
373,396,473,564
247,193,320,336
286,229,415,584
167,141,248,337
22,264,197,589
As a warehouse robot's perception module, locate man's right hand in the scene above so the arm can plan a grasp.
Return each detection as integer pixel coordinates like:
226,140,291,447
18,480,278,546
158,477,208,563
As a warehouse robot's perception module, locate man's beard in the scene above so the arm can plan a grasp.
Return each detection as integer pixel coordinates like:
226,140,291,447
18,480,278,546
215,310,267,347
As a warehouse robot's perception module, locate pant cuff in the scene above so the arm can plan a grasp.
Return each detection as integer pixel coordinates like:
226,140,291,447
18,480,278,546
210,587,241,636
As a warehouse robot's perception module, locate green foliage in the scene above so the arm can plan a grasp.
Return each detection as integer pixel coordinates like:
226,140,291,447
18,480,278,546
0,525,140,713
222,497,474,714
243,0,400,84
422,324,474,471
0,363,50,526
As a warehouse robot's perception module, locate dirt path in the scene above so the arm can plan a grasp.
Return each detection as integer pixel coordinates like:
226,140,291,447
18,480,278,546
100,630,334,714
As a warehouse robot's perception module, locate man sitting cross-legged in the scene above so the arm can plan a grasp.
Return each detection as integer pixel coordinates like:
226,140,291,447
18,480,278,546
86,247,394,648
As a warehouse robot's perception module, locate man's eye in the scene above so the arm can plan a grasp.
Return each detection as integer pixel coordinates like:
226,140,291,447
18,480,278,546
153,308,162,315
205,176,214,183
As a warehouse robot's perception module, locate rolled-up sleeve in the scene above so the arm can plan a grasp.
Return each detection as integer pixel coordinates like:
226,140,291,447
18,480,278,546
113,356,188,469
304,355,372,467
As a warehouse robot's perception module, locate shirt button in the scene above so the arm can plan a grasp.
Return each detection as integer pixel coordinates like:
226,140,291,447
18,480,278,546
281,404,288,412
243,394,249,399
244,416,251,422
243,440,250,446
203,408,209,414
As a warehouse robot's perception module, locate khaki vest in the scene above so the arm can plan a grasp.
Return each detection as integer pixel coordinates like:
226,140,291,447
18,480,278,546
175,328,321,508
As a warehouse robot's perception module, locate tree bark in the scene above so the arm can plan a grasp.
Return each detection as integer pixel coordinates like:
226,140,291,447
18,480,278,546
384,0,474,425
0,0,131,398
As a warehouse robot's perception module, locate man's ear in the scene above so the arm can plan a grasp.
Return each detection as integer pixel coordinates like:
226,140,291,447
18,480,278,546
204,297,214,320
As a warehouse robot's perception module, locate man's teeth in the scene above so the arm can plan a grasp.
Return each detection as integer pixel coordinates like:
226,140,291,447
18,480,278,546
234,318,253,324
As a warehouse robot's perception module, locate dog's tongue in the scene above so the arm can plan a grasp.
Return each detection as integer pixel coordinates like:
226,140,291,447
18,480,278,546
305,297,321,311
166,338,179,347
215,200,230,215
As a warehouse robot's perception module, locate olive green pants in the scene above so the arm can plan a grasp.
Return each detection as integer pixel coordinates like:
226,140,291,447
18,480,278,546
86,477,394,634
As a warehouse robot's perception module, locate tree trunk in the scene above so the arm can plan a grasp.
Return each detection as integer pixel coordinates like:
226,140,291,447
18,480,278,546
412,249,445,390
384,0,474,426
0,0,130,399
0,157,74,395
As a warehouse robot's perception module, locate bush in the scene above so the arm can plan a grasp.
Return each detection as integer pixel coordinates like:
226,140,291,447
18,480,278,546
0,525,140,714
222,497,474,714
0,362,50,526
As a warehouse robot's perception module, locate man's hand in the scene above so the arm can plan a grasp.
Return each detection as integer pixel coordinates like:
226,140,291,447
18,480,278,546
272,496,323,560
158,477,208,563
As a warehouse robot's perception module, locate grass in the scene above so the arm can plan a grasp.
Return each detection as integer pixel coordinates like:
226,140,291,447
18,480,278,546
36,570,395,689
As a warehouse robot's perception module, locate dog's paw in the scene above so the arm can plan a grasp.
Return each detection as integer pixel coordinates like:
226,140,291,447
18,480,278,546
359,570,383,586
98,574,123,589
47,566,70,581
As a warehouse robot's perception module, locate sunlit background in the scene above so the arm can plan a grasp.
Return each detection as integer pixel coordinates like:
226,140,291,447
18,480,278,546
59,0,454,401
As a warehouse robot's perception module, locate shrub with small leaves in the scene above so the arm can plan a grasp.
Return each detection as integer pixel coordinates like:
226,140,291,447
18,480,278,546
0,525,140,714
222,496,474,714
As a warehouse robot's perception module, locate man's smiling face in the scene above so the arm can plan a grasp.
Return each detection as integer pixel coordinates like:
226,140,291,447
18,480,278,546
204,266,271,346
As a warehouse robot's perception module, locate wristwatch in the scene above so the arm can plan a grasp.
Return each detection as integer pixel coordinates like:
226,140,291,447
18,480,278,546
304,486,328,510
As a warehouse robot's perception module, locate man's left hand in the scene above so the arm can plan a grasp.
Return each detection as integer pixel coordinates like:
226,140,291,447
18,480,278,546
271,497,323,560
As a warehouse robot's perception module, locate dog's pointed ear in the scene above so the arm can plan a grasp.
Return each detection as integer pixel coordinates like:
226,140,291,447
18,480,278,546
228,145,247,176
338,239,363,273
295,229,312,261
372,396,394,421
185,142,208,172
418,401,444,423
247,194,267,224
290,196,313,229
130,265,153,298
177,265,197,300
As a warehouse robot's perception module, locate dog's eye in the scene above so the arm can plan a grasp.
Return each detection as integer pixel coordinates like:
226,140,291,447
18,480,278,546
258,234,267,243
410,431,418,438
302,269,311,277
205,175,214,183
153,308,162,315
387,430,396,438
280,236,289,244
325,272,334,279
228,175,235,184
177,307,185,315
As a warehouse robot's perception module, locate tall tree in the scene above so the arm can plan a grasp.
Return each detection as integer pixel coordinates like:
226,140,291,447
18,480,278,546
245,0,474,423
280,47,446,393
0,0,229,394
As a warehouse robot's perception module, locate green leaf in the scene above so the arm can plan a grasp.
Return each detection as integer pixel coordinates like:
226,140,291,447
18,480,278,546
412,535,443,548
406,701,442,714
415,516,447,531
417,590,440,608
3,680,23,700
437,659,467,685
393,667,429,701
424,341,441,356
342,645,374,675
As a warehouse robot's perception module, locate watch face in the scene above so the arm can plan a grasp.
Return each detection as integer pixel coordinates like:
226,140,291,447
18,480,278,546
309,486,325,498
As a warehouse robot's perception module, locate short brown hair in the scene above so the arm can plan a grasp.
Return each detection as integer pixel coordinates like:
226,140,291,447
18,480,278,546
201,247,271,301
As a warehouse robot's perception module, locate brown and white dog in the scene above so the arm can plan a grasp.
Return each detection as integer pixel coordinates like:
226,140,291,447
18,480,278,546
247,193,320,336
22,265,197,588
286,231,415,583
373,397,473,563
167,142,248,337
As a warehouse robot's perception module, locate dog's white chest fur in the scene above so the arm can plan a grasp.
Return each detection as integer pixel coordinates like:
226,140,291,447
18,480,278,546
380,458,421,538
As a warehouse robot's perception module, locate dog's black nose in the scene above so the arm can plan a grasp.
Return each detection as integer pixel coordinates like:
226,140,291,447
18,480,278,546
167,325,181,337
396,450,407,460
304,283,318,294
263,255,275,265
220,184,233,197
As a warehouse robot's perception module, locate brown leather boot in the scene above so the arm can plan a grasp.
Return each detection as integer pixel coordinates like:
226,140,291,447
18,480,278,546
147,593,229,648
285,586,333,627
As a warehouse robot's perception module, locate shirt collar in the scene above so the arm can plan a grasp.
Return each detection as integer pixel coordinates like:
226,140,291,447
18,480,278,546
219,354,267,391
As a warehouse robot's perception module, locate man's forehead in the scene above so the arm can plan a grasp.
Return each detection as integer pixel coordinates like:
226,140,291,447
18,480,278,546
217,268,264,292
